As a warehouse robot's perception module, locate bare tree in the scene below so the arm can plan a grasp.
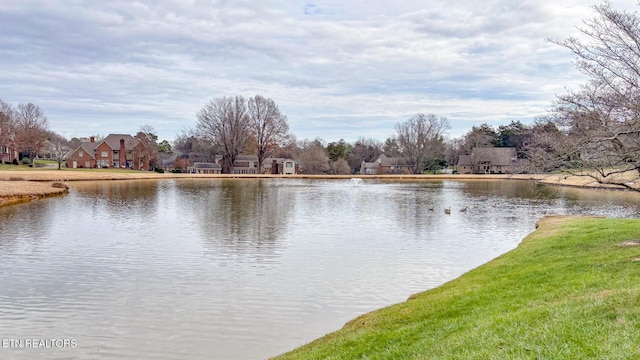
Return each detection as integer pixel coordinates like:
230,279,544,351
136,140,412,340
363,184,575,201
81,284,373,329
247,95,290,171
294,139,331,174
135,124,159,170
14,103,49,164
330,159,351,174
197,96,250,174
348,137,383,173
395,113,449,174
0,100,16,163
174,128,218,162
445,137,464,167
548,2,640,190
527,118,568,173
46,131,70,170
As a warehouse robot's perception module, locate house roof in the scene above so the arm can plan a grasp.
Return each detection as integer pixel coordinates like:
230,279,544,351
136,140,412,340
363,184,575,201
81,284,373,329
193,162,221,169
376,154,410,167
457,155,471,166
457,147,517,166
71,141,99,159
100,134,140,150
68,133,143,159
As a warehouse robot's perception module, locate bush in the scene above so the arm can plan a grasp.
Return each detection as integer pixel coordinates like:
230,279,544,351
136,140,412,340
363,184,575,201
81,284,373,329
21,157,31,165
154,167,165,173
171,169,183,173
12,159,18,165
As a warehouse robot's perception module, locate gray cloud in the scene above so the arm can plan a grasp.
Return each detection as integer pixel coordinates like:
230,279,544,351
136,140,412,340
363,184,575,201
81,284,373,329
0,0,635,141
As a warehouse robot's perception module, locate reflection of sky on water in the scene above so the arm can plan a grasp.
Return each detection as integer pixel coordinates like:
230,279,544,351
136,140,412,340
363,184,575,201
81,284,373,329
0,179,639,360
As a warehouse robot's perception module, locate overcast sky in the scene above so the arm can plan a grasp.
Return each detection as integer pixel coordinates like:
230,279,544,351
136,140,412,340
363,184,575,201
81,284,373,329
0,1,635,143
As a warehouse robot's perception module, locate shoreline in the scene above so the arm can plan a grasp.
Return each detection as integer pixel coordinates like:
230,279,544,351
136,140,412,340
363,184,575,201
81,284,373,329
0,180,69,207
273,216,640,358
0,169,635,208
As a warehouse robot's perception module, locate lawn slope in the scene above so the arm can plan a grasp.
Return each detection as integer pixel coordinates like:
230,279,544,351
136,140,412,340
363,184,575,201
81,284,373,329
275,216,640,359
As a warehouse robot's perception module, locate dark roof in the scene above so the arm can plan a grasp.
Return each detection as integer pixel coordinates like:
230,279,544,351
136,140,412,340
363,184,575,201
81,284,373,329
457,147,517,166
78,142,99,158
193,162,221,169
100,134,140,150
236,155,259,161
377,154,410,167
457,154,471,166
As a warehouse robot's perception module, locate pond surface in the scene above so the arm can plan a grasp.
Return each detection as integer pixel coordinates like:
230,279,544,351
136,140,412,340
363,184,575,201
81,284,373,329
1,179,639,359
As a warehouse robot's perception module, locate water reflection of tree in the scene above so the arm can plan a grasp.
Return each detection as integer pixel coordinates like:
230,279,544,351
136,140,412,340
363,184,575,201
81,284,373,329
178,179,293,261
73,180,160,219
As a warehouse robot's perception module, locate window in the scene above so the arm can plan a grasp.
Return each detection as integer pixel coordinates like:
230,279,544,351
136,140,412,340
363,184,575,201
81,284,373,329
286,162,293,168
101,151,108,158
84,161,90,168
79,150,83,157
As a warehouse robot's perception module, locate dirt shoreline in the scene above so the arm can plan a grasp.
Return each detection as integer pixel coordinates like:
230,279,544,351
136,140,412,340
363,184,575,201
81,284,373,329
0,180,69,207
0,169,633,208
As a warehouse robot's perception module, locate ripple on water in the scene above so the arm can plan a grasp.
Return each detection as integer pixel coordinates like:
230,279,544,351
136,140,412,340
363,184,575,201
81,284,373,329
1,179,639,359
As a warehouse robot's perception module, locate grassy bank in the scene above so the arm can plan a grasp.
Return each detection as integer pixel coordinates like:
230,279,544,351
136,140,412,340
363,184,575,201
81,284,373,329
274,216,640,359
0,181,69,207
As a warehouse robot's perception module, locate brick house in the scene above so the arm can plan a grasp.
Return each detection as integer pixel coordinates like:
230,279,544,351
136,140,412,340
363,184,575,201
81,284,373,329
1,145,19,164
67,134,150,170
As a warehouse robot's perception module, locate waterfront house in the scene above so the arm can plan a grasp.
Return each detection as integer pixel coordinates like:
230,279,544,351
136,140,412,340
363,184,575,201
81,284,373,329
210,155,298,174
263,158,298,175
360,154,412,175
190,162,222,174
67,134,150,170
457,147,518,174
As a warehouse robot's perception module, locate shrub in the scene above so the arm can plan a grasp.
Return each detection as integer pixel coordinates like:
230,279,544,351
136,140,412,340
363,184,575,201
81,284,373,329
171,169,183,173
21,157,31,165
12,159,18,165
154,167,165,173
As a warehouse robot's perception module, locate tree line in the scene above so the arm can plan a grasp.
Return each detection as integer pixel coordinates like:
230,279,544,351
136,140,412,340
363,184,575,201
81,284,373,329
174,103,450,174
0,100,50,165
2,2,640,186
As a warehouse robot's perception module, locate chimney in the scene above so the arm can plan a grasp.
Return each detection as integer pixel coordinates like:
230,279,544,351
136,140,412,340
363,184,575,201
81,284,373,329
119,139,126,168
90,136,95,143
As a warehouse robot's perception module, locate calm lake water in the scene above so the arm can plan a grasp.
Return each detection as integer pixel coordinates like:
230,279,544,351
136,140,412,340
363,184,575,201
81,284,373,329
1,179,639,359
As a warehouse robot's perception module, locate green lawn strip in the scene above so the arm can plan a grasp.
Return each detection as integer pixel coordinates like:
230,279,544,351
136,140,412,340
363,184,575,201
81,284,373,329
274,218,640,359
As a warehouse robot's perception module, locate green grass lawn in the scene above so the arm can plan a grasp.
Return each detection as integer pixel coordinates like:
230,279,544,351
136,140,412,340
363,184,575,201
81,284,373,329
274,217,640,359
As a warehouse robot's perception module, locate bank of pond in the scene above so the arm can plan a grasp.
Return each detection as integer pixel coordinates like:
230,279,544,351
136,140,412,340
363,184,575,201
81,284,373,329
276,216,640,359
1,178,639,359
